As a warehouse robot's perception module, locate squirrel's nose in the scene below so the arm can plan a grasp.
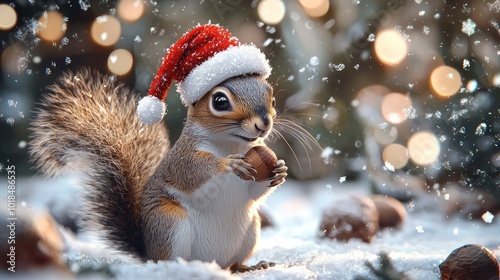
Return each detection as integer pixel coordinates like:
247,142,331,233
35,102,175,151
255,115,271,132
254,106,272,133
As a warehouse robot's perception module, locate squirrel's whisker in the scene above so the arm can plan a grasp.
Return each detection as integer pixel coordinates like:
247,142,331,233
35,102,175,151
281,101,322,113
271,128,303,173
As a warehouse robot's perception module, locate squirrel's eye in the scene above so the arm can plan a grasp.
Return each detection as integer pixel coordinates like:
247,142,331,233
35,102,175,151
212,92,231,111
271,97,276,108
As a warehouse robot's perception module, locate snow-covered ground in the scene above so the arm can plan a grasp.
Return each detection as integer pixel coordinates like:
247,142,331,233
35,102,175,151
4,175,500,279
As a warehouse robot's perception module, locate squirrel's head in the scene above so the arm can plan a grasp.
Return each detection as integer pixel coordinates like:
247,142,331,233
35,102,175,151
188,75,275,144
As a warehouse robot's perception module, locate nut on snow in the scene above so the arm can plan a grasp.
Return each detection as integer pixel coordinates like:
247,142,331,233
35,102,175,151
371,195,407,229
319,195,379,243
244,146,277,182
439,244,499,280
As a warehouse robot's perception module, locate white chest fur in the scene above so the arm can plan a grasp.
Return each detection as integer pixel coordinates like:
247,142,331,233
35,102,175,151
173,141,274,267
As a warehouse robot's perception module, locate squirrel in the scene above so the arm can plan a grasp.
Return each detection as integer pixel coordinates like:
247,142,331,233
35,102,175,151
29,24,287,272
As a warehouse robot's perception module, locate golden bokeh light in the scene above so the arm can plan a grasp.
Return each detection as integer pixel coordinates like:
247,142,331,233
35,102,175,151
91,15,121,47
381,92,412,124
1,44,21,74
0,4,17,31
430,65,461,97
407,131,440,166
298,0,330,18
354,85,389,125
117,0,145,23
382,143,409,169
37,11,65,42
257,0,285,25
107,49,133,76
492,73,500,87
374,29,407,66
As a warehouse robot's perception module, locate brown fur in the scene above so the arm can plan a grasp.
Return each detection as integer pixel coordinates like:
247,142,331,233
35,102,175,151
30,71,279,264
29,68,170,259
160,199,188,219
146,127,224,194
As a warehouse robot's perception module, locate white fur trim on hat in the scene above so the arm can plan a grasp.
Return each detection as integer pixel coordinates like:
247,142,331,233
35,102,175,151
177,45,271,105
137,95,166,124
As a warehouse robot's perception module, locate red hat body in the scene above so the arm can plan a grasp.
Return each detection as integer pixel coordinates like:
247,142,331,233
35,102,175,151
137,23,271,124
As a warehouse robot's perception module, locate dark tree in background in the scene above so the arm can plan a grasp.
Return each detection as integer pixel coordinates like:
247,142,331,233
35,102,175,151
1,0,499,217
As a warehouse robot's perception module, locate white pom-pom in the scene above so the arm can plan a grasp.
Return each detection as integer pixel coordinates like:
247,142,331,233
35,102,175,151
137,96,166,124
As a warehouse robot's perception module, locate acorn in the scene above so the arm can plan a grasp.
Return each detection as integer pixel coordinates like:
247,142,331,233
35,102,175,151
371,195,407,229
439,244,500,280
244,146,278,182
319,195,379,243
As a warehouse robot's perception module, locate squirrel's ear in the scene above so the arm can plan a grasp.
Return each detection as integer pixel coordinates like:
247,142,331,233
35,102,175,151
192,102,197,108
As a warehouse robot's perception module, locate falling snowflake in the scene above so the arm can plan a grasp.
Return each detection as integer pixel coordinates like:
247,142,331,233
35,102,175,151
481,211,494,223
321,147,333,158
461,18,477,36
463,59,470,70
487,0,500,12
385,161,395,172
423,26,430,35
262,38,273,47
96,15,108,23
403,106,417,119
79,0,91,11
475,123,487,136
329,63,345,71
490,20,500,35
61,37,69,46
339,176,346,183
265,26,276,34
309,56,320,66
324,19,335,30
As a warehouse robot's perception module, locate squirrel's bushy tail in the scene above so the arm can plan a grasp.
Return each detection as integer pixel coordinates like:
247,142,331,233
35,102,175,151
29,69,170,260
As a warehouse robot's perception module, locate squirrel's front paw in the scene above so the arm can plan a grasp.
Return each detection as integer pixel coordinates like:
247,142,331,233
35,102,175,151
225,154,256,181
268,160,287,187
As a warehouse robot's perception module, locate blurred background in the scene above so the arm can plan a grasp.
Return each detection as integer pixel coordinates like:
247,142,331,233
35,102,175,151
1,0,499,216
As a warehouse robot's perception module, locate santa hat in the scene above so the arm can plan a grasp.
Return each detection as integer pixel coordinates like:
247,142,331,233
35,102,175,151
137,23,272,124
